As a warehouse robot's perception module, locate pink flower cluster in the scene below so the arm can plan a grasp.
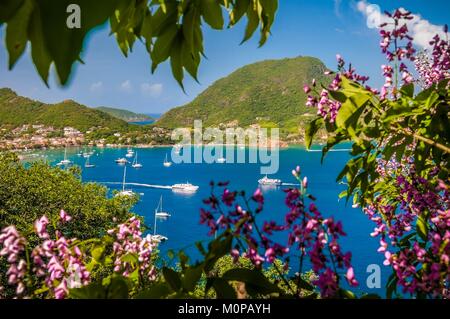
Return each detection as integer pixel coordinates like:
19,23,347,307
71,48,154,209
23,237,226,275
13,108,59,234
304,54,377,123
107,216,157,280
1,212,158,299
414,30,450,88
200,167,358,298
0,226,27,295
365,171,450,298
0,210,89,299
284,170,358,297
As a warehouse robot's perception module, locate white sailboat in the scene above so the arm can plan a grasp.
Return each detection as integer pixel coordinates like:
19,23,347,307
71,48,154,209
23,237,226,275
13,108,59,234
59,147,71,165
115,165,134,197
163,153,172,167
84,156,95,168
152,205,168,242
132,152,143,168
155,195,171,218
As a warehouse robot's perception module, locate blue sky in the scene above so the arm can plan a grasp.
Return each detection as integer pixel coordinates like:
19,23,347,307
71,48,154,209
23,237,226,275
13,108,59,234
0,0,449,113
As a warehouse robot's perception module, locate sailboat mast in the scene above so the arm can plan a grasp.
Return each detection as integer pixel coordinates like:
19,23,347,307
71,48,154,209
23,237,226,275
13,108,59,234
122,166,126,191
154,209,157,235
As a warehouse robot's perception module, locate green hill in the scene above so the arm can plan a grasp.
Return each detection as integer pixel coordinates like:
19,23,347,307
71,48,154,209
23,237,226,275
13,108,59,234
0,88,129,131
156,56,329,136
96,107,153,122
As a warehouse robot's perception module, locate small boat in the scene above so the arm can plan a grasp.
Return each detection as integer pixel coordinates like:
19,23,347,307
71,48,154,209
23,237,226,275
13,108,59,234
155,195,171,218
59,147,71,165
172,182,199,193
216,157,226,163
115,166,134,197
115,157,128,164
84,156,95,168
125,148,134,158
258,175,282,186
132,152,143,168
152,204,168,242
163,153,172,167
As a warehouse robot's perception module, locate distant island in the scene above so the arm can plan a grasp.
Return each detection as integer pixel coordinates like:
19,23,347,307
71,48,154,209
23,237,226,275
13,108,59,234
0,56,329,151
95,107,154,123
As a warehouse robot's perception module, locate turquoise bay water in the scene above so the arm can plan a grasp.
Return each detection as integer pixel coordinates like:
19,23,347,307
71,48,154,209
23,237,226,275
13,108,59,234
35,145,387,295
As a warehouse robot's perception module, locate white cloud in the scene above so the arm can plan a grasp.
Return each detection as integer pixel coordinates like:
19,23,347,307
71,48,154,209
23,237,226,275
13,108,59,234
357,1,449,49
334,0,342,18
120,80,133,93
140,83,163,97
89,81,103,93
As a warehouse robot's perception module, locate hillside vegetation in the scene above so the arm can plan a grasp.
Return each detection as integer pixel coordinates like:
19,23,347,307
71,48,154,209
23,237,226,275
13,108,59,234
156,56,329,136
96,107,153,123
0,88,128,131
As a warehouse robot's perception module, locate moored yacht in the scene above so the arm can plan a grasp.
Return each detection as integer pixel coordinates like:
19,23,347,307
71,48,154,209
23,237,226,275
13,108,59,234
171,182,199,193
59,147,71,165
84,156,95,168
163,153,172,167
131,152,143,168
155,195,171,218
258,175,282,186
115,157,128,164
115,166,134,197
125,148,134,158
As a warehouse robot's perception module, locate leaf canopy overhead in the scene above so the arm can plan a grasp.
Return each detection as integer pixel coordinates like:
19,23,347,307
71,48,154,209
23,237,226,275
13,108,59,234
0,0,279,88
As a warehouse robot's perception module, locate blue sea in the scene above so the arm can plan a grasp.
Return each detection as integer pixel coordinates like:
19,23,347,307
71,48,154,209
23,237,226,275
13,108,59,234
31,145,388,296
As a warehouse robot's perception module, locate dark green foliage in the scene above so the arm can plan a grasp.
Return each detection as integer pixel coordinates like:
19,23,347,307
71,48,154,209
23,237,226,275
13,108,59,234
96,107,153,123
0,152,134,241
0,0,279,87
0,88,129,131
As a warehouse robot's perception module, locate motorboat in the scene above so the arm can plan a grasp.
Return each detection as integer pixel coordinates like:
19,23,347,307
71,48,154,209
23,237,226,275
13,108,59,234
171,182,199,193
115,157,128,164
258,175,282,186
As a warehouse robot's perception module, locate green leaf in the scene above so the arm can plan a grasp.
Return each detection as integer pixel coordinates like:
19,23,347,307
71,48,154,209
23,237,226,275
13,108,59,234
28,7,52,86
182,264,204,292
200,0,224,30
151,24,178,71
135,282,171,299
400,83,414,97
162,267,182,291
91,244,106,262
221,268,281,295
170,35,185,89
230,0,250,25
305,117,324,149
241,4,259,44
5,0,33,69
0,0,25,22
34,0,118,84
204,235,232,272
416,214,429,241
211,278,237,298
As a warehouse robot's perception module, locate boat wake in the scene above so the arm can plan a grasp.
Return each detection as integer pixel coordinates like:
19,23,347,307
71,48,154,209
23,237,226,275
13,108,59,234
307,149,351,152
101,182,172,190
